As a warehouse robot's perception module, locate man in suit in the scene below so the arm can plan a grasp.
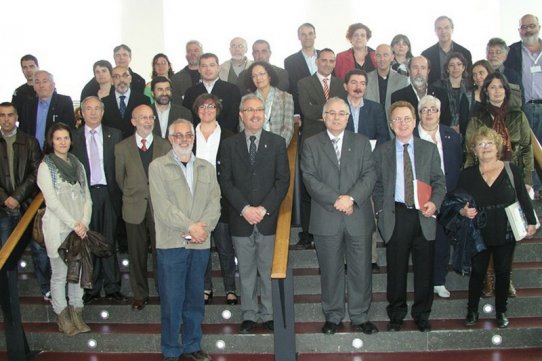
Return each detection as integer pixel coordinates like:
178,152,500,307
183,53,241,133
81,44,146,98
414,95,463,299
301,97,378,336
19,70,75,149
150,76,192,138
219,94,289,333
373,101,446,332
236,40,290,95
219,37,253,85
115,104,171,311
149,119,220,361
170,40,203,105
12,54,38,116
284,23,319,119
102,65,150,139
365,44,409,124
391,56,452,126
71,96,126,304
421,16,472,85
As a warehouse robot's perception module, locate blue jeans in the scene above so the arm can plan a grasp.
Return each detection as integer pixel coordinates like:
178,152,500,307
523,103,542,190
156,247,209,358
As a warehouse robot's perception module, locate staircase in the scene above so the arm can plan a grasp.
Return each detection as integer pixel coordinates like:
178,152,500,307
2,216,542,359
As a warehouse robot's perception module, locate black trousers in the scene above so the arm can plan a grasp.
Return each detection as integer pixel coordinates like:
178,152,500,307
386,204,435,322
88,186,121,295
468,242,515,314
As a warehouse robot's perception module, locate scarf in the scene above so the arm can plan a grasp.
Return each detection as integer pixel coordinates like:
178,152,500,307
487,102,512,161
48,153,80,185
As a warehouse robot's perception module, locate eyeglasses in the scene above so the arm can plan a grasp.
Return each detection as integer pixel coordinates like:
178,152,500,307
134,115,155,121
519,24,538,31
199,104,217,110
391,117,413,124
420,107,439,114
476,141,495,148
170,133,194,141
242,108,265,114
324,111,349,118
112,73,131,79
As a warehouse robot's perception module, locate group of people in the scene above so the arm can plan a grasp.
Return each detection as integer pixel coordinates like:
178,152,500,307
1,12,541,361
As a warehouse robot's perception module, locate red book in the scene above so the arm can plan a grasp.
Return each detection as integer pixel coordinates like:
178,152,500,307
414,180,432,211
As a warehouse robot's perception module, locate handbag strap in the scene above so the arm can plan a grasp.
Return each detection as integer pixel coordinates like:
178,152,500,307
503,161,518,202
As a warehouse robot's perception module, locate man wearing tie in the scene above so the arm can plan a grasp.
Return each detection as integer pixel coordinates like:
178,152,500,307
71,96,126,304
115,104,171,311
301,97,378,335
373,101,446,332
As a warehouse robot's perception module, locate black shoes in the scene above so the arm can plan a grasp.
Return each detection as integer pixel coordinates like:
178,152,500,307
204,290,213,305
183,350,212,361
387,320,402,332
240,320,257,334
295,232,314,249
321,321,342,335
264,320,274,331
415,319,432,332
496,313,509,328
354,321,379,334
372,263,380,273
106,291,128,304
465,311,479,326
225,292,238,305
82,293,100,305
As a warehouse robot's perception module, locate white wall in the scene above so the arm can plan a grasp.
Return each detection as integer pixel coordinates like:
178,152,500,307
1,0,541,103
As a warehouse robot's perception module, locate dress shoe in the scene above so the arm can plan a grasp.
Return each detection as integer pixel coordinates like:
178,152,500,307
354,321,379,335
204,290,213,305
225,292,238,305
240,320,257,334
83,293,100,305
465,311,479,326
434,285,451,298
131,298,149,311
106,291,128,304
162,357,178,361
183,350,212,361
294,239,313,250
321,321,342,335
372,263,380,273
264,320,274,331
496,313,509,328
415,319,432,332
387,320,402,332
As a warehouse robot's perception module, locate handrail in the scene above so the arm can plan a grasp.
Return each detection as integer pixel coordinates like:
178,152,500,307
0,192,44,270
271,123,299,279
531,130,542,176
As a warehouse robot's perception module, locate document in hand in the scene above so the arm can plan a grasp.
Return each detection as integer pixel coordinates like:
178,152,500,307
505,201,540,241
413,180,432,211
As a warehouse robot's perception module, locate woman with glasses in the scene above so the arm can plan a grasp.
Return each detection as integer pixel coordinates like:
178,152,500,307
457,127,536,328
335,23,376,80
144,53,175,103
192,94,238,306
244,61,294,146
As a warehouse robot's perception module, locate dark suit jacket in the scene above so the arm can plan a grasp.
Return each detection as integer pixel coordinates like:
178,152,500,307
391,84,452,126
373,137,446,243
298,74,346,140
421,42,472,84
152,103,193,138
102,90,150,139
284,50,320,115
182,80,241,133
170,66,197,105
80,68,146,101
414,125,463,192
219,130,290,237
504,41,523,78
301,130,376,236
71,125,123,215
345,98,390,146
236,64,290,96
19,92,75,138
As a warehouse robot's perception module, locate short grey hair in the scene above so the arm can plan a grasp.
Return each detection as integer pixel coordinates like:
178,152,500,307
486,37,509,53
322,97,349,118
239,94,263,111
33,70,54,83
81,96,104,111
168,119,194,135
435,15,454,29
186,40,203,52
418,95,441,113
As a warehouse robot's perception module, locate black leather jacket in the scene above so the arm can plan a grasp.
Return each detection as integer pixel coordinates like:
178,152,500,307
0,130,42,216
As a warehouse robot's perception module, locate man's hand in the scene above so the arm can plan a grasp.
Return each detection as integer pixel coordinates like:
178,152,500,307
242,206,265,225
4,196,20,209
334,195,354,214
188,222,208,243
421,201,437,217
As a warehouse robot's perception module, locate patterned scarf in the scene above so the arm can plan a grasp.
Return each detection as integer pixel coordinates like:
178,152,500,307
487,102,512,161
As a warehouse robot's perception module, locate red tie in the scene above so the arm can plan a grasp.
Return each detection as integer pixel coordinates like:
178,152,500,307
323,78,330,100
141,138,147,152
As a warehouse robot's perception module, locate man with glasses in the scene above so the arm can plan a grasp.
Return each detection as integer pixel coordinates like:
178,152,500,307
102,66,150,139
219,95,289,333
115,105,171,311
150,76,192,138
150,119,220,361
373,101,446,332
219,37,253,85
301,97,378,335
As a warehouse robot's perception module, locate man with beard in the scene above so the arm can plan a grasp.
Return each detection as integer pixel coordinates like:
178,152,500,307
219,37,253,85
150,76,192,138
391,56,451,125
171,40,203,104
149,119,220,361
102,66,150,139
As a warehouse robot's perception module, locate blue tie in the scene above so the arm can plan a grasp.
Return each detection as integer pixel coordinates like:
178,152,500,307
119,95,127,118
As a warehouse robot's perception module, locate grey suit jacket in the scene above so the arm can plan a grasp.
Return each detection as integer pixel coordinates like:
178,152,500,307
301,131,376,236
114,135,171,224
365,69,409,119
373,137,446,243
298,74,346,140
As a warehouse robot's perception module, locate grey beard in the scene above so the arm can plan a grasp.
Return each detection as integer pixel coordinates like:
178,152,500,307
522,34,539,45
412,77,426,89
